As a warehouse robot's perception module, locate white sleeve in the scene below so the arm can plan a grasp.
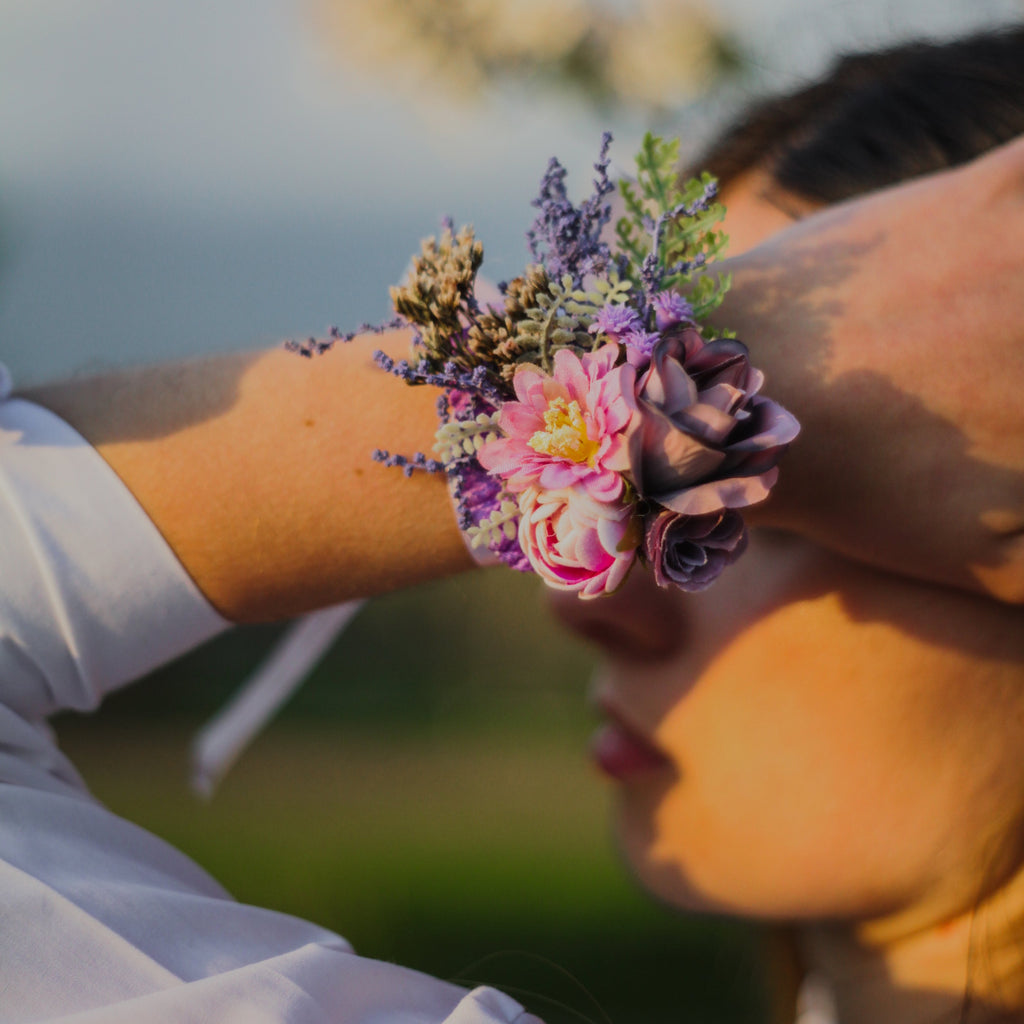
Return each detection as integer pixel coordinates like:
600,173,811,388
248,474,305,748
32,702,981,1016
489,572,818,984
0,395,538,1024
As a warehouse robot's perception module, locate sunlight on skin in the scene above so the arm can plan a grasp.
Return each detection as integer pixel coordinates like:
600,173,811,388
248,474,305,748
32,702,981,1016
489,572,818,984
28,332,472,622
718,145,1024,603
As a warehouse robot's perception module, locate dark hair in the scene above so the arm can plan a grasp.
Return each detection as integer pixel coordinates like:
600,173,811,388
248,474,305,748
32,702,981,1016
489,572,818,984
687,27,1024,203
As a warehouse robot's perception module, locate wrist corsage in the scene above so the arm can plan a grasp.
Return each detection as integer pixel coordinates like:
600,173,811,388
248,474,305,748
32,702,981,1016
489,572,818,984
298,133,799,598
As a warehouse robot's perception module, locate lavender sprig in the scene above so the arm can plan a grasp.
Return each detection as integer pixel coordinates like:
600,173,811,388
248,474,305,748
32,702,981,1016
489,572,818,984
372,351,506,406
526,131,615,288
371,449,446,476
285,318,406,357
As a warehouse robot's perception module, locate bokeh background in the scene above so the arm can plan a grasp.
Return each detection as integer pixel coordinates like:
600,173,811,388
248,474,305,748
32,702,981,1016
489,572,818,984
1,1,1021,1021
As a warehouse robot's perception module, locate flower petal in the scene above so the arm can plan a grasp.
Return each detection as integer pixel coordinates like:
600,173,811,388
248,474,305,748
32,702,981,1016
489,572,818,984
634,408,727,495
512,364,549,405
658,467,779,515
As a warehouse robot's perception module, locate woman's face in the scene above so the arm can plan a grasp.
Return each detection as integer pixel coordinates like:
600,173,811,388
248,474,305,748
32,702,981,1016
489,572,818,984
549,174,1024,935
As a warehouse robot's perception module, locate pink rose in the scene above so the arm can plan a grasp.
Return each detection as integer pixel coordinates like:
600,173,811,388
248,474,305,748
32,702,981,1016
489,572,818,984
477,344,636,504
517,484,638,598
628,326,800,515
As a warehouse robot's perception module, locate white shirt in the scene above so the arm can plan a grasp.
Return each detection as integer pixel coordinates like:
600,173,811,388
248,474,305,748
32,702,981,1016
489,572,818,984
0,395,538,1024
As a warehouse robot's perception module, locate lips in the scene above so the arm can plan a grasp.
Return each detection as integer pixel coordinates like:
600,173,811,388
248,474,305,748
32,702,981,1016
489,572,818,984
590,707,672,780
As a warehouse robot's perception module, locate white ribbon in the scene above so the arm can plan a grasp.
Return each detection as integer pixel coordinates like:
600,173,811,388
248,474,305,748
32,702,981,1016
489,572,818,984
191,600,365,796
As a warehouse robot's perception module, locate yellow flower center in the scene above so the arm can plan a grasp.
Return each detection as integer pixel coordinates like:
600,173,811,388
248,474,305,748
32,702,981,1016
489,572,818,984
528,398,599,465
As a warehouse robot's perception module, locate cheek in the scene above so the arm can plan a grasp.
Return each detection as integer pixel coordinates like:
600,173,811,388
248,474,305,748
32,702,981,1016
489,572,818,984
613,581,1024,923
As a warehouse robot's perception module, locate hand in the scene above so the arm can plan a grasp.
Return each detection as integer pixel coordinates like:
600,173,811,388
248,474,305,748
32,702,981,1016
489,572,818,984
719,135,1024,602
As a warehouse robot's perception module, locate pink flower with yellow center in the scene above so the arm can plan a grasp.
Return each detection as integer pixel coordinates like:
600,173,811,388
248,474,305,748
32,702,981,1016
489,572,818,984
477,344,636,503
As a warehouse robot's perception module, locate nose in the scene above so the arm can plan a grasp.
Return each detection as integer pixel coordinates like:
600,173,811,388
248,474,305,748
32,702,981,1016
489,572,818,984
545,566,688,663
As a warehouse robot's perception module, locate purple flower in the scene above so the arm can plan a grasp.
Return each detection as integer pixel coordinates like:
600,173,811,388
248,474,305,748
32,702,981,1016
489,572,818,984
652,291,694,330
644,509,748,591
440,389,531,571
446,388,477,419
621,329,661,369
627,326,800,514
589,304,642,340
449,458,532,572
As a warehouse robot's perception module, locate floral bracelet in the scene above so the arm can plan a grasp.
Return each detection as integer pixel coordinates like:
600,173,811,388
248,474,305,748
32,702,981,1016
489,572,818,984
296,133,799,598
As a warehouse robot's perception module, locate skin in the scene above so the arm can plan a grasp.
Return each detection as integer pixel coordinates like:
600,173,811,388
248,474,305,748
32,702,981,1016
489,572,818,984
26,334,474,622
549,169,1024,1022
722,138,1024,605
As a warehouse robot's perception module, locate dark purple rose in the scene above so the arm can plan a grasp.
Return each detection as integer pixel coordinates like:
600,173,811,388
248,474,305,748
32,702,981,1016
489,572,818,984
628,326,800,515
644,508,748,591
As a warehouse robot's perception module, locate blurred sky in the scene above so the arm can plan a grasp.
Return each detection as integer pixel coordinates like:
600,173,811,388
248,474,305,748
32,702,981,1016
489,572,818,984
0,0,1020,384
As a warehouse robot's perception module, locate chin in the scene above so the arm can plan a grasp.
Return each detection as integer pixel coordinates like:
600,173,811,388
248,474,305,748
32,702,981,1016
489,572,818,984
611,786,872,924
611,782,729,916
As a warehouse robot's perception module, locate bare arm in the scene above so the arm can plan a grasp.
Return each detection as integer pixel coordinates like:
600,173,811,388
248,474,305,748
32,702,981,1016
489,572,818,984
24,137,1024,619
25,332,473,623
729,135,1024,602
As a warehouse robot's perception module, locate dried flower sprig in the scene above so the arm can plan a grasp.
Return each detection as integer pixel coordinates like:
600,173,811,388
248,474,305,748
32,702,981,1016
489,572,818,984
390,224,485,369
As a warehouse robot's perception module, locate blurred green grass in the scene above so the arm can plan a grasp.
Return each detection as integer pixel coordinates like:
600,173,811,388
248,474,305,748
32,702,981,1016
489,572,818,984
55,570,773,1024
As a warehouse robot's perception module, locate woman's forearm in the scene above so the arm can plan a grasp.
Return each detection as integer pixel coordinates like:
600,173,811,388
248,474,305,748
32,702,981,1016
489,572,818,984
25,137,1024,616
727,135,1024,602
25,332,474,623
